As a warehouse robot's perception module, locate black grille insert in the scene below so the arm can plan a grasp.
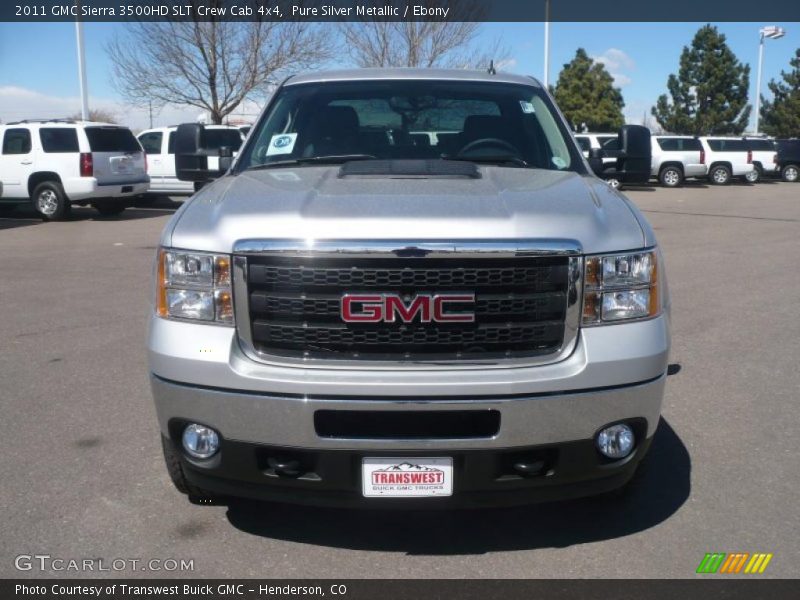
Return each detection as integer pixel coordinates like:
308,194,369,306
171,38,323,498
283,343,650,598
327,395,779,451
314,410,501,439
243,254,571,361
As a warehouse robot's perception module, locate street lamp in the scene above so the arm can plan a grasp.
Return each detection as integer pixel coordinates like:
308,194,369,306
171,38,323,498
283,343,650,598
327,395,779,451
754,25,786,134
543,0,551,88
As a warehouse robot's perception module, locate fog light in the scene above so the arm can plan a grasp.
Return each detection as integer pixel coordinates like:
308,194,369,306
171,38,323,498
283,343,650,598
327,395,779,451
596,423,635,459
182,423,219,459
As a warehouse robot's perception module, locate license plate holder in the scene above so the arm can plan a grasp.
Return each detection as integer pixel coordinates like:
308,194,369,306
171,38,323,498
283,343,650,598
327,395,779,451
362,457,453,498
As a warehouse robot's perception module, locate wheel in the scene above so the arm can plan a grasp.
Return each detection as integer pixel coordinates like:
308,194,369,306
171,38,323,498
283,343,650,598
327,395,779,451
783,164,799,182
744,168,760,184
32,181,70,221
605,177,622,190
709,165,731,185
93,201,126,216
161,436,219,502
659,166,683,188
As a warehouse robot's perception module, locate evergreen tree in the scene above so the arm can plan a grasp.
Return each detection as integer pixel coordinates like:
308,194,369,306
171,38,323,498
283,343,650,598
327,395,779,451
760,49,800,138
652,25,751,135
553,48,625,132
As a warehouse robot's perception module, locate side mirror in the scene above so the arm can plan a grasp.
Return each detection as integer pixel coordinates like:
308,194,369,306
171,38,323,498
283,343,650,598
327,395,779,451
218,145,233,173
174,123,210,182
588,147,605,176
615,125,652,185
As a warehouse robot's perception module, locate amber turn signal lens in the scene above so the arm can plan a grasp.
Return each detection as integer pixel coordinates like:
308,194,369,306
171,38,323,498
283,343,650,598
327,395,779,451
156,249,168,318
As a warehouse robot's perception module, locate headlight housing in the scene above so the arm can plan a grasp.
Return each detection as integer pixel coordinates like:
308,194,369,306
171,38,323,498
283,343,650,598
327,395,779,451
583,249,659,324
156,249,233,324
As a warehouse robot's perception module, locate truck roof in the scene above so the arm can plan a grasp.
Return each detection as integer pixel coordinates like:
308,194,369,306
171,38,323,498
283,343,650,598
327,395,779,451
284,68,541,88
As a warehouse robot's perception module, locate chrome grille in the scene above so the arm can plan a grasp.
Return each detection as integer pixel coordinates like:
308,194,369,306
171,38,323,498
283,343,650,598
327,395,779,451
233,240,582,366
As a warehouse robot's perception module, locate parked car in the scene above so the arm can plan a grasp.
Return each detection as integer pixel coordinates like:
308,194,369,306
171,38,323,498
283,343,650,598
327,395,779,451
148,69,670,508
575,132,622,187
742,137,779,183
137,125,243,195
650,135,707,187
698,137,754,185
0,119,148,219
775,139,800,182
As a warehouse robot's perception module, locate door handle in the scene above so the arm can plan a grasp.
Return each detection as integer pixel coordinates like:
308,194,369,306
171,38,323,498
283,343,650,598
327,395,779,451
20,160,33,165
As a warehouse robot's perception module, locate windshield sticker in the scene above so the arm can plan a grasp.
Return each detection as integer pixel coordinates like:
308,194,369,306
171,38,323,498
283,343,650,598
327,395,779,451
519,101,536,114
552,156,567,169
266,133,297,156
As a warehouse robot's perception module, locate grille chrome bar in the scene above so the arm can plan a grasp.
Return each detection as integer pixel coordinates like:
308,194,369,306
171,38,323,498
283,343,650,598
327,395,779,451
233,240,583,370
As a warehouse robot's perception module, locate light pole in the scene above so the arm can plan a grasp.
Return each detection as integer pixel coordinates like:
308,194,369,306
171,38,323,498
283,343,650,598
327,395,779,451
754,25,786,134
543,0,551,88
74,1,89,120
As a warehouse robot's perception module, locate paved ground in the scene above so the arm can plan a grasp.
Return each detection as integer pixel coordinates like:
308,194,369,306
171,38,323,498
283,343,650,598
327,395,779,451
1,182,798,579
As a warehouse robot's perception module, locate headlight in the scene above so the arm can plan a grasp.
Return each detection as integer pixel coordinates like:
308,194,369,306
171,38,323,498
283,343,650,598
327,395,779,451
156,249,233,324
583,249,659,325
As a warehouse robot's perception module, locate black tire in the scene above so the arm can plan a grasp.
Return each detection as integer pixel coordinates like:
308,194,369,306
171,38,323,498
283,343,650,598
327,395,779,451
744,167,761,184
32,181,70,221
783,164,799,183
659,166,684,188
161,437,218,502
93,201,126,217
709,165,731,185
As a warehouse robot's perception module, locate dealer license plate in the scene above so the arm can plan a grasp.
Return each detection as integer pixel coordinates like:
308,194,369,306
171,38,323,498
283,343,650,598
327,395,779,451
362,457,453,498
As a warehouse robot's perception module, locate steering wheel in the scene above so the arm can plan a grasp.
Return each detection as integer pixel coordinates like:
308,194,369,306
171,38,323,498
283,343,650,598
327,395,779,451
457,137,520,158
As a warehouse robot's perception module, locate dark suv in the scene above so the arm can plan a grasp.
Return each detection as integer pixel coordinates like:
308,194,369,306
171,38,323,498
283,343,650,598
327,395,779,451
776,139,800,182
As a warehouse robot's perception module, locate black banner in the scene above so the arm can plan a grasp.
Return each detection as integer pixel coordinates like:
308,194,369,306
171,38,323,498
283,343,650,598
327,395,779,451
3,0,800,22
3,580,799,600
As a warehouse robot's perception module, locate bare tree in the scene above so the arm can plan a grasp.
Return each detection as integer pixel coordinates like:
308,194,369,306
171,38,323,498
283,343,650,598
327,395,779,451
107,6,331,124
340,2,508,69
69,108,118,123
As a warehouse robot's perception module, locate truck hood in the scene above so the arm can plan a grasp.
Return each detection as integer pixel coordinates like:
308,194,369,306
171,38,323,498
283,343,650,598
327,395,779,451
165,166,648,254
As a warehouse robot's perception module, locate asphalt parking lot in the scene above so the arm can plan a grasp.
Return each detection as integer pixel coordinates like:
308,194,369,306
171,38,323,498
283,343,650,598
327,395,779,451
1,181,798,579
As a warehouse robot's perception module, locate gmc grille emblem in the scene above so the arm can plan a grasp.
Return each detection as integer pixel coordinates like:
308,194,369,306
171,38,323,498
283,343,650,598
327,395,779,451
341,293,476,323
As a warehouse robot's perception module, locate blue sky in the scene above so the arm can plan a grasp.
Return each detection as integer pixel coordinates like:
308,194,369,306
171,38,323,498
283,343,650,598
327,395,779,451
0,21,798,130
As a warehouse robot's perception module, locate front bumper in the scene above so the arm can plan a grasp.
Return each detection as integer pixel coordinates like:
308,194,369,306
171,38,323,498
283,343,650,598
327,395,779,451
149,315,668,506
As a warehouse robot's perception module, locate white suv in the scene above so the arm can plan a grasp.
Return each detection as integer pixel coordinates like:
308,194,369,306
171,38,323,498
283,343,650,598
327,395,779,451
137,125,243,195
650,135,707,187
698,137,755,185
0,119,148,219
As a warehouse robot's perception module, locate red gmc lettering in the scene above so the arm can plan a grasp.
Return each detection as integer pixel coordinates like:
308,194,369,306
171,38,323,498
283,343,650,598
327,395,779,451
341,294,475,323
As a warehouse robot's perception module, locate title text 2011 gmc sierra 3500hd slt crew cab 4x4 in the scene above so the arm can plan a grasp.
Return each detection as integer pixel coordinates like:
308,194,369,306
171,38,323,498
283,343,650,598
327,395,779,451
148,69,670,507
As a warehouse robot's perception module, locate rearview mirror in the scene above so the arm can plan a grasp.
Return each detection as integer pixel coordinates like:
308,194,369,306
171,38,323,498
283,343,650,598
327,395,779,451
174,124,235,183
174,123,210,183
588,147,605,176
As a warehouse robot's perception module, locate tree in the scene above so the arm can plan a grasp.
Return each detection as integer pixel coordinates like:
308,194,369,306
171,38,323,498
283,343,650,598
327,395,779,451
107,5,331,124
760,49,800,138
339,1,506,69
69,108,117,123
552,48,625,132
652,25,751,135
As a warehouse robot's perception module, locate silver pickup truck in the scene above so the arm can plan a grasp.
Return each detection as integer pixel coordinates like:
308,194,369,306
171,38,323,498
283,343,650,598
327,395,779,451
148,69,670,508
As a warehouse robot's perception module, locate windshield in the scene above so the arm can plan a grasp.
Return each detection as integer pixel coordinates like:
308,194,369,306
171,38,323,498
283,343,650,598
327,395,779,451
238,80,577,171
84,127,141,153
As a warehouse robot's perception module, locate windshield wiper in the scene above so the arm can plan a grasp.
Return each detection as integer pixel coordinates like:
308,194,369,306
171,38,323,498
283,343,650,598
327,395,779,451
244,154,377,171
442,155,529,168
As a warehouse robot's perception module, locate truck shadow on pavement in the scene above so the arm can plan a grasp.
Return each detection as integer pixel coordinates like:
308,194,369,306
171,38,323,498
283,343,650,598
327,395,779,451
225,417,690,555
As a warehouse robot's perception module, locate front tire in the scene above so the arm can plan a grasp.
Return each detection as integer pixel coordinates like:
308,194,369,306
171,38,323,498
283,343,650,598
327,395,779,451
783,164,799,182
659,166,683,188
32,181,70,221
161,437,218,502
709,165,731,185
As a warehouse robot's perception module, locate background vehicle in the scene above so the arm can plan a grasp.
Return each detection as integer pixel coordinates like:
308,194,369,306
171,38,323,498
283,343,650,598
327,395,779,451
650,135,707,187
698,137,754,185
137,125,243,195
149,69,669,508
0,119,148,219
742,137,779,183
775,139,800,182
